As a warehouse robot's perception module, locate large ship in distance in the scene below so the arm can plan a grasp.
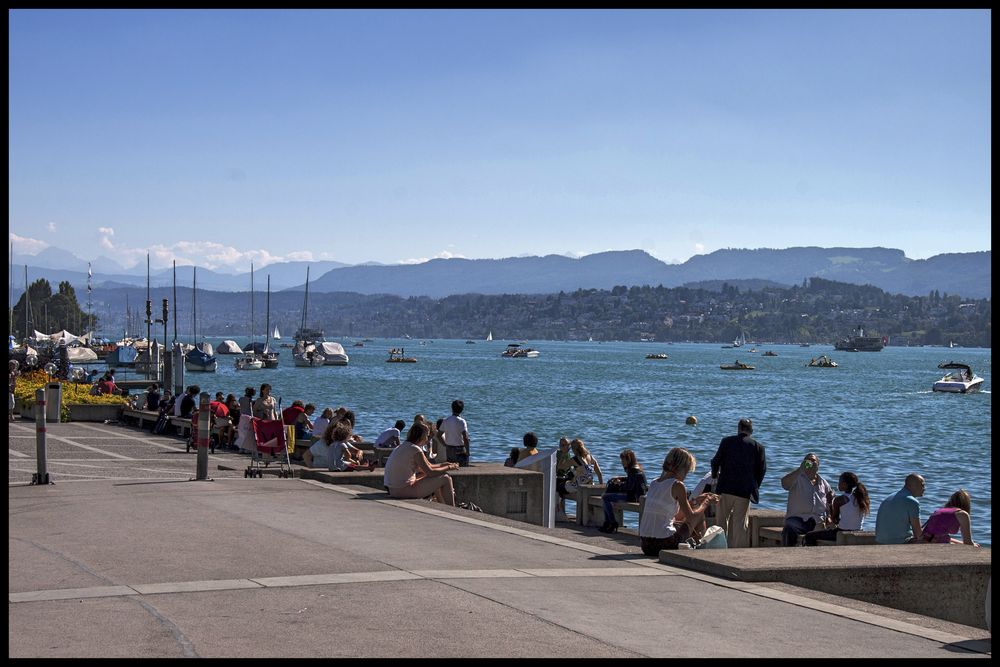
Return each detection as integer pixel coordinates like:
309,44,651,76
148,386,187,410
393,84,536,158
834,325,886,352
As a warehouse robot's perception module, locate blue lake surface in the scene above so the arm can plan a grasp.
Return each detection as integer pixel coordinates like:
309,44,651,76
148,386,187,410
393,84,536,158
140,338,992,546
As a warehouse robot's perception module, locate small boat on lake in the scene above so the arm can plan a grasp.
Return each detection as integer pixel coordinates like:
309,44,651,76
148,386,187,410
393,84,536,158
932,362,984,393
720,360,754,370
387,348,417,363
292,347,326,367
807,355,838,368
762,350,778,357
645,353,669,360
234,353,264,371
502,343,539,358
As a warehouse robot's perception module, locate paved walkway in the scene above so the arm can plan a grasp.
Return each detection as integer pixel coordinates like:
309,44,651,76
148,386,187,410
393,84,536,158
8,422,991,658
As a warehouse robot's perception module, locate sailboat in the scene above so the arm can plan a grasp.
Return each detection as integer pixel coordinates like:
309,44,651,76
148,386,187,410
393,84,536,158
486,331,493,342
272,325,281,340
235,263,264,371
185,266,218,372
293,267,326,367
259,274,279,368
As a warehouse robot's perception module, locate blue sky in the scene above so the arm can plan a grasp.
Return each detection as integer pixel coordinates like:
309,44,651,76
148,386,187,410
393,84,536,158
9,9,991,271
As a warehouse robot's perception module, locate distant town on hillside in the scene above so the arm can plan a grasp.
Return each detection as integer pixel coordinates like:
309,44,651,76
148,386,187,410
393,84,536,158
13,277,992,348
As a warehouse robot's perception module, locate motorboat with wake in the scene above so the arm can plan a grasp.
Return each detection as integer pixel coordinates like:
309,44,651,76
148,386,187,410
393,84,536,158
720,360,754,370
502,343,539,358
932,362,984,393
807,355,838,368
645,353,669,360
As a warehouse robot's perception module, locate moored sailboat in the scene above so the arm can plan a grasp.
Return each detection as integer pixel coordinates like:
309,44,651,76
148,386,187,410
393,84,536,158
185,267,218,372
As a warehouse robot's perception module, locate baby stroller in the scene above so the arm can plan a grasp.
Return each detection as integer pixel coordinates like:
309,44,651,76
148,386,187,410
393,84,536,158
245,417,292,478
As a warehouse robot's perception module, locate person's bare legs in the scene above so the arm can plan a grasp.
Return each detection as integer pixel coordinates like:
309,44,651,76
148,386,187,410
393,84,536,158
389,474,454,506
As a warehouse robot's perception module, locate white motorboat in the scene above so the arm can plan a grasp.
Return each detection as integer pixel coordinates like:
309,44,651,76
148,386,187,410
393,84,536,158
293,349,326,367
235,354,264,371
501,343,539,358
316,341,349,365
932,362,984,393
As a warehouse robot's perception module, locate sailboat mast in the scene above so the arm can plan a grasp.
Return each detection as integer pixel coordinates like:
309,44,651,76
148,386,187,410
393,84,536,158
23,265,29,340
172,261,177,343
265,274,270,348
301,266,310,334
250,262,255,348
192,267,197,343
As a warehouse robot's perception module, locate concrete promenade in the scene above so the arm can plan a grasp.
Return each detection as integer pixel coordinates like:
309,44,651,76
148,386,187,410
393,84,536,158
8,422,991,658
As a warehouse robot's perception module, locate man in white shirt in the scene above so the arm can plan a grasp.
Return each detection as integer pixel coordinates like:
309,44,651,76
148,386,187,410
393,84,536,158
375,420,406,448
439,399,470,467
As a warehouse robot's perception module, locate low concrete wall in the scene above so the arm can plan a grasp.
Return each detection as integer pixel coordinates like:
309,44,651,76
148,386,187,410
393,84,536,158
18,401,124,422
660,544,992,629
67,404,124,422
299,463,545,524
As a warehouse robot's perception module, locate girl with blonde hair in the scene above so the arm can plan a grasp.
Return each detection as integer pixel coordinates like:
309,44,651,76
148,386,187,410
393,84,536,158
638,447,718,556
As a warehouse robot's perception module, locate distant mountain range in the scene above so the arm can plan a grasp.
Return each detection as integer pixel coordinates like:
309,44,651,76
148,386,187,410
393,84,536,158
9,246,991,300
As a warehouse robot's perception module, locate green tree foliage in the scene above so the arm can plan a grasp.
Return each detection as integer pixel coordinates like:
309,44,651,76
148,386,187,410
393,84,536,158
12,278,97,337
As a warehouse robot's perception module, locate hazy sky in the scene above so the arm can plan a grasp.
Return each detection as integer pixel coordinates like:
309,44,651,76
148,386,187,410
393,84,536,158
9,9,991,271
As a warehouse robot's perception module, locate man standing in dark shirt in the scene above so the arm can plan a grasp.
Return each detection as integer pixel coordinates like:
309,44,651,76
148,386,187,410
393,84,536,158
711,417,766,548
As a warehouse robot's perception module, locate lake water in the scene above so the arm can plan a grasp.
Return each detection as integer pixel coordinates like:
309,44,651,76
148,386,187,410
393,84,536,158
135,338,992,546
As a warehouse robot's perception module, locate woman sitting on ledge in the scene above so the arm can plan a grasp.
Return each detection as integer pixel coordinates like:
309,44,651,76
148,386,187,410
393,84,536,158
921,489,980,547
383,421,458,505
639,447,718,555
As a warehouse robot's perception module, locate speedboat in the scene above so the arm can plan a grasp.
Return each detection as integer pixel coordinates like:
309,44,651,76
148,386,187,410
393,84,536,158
720,361,754,370
762,351,778,357
645,353,669,360
807,355,838,368
932,362,984,393
502,343,539,358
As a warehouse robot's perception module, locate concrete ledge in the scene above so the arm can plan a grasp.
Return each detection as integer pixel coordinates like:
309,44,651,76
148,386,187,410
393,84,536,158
658,543,991,629
67,404,125,422
298,463,545,525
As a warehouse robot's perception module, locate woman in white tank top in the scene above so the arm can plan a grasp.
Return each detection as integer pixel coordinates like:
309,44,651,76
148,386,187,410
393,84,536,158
804,472,870,545
638,448,719,557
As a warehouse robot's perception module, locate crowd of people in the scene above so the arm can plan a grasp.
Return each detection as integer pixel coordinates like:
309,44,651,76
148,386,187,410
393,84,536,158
126,384,983,549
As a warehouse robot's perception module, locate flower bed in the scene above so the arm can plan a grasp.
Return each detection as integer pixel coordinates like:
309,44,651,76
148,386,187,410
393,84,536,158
13,370,128,422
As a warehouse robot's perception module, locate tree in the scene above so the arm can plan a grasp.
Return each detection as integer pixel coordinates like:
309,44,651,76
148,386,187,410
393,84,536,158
12,278,95,338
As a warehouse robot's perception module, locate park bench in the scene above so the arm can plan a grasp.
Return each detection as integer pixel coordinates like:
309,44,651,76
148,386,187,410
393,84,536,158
121,407,160,430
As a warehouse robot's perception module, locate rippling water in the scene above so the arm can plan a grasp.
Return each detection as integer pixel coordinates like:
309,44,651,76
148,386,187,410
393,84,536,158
158,338,992,545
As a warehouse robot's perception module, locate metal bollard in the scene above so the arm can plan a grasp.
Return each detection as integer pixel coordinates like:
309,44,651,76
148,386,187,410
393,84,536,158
194,392,212,481
32,389,51,485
